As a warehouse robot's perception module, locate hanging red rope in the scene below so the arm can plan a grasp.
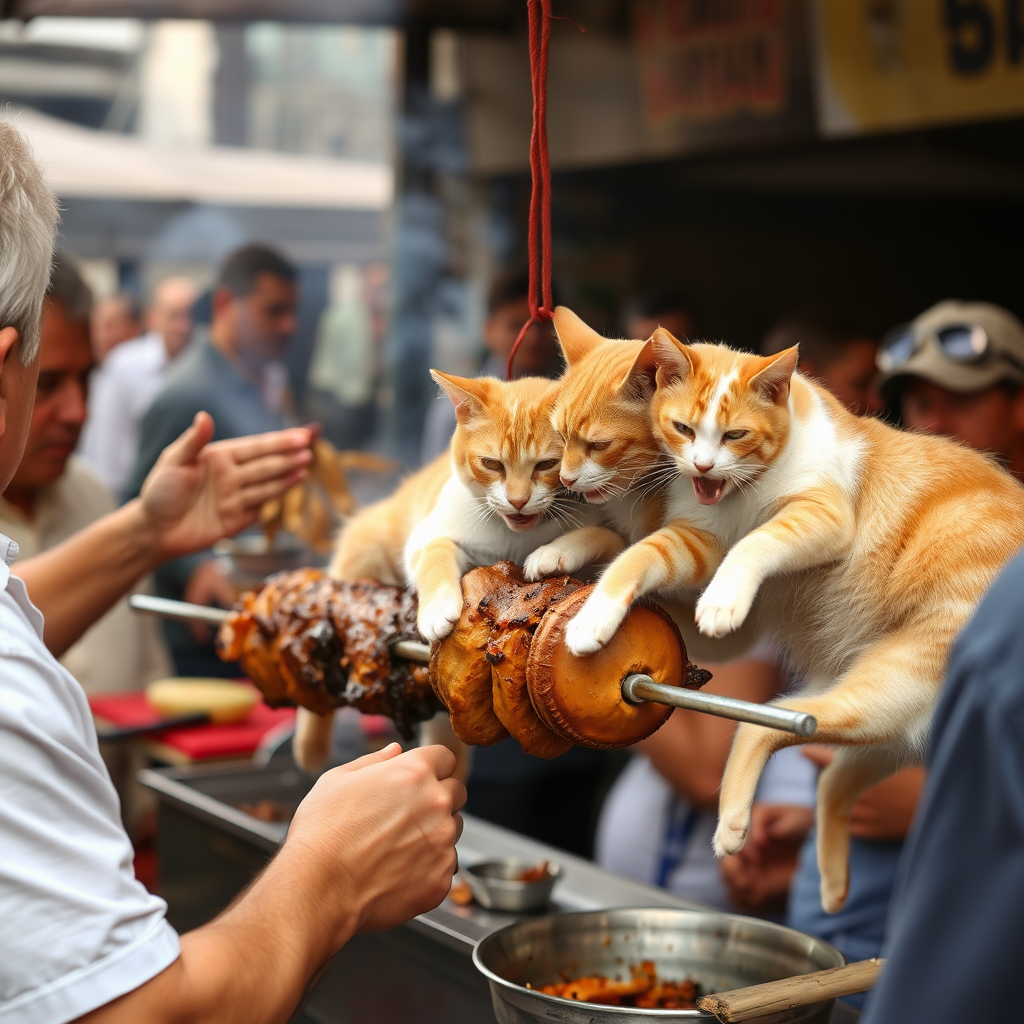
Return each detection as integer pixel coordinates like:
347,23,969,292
507,0,555,381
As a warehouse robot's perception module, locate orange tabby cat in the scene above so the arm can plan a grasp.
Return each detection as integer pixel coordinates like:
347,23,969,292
560,327,1024,913
294,371,578,771
521,307,668,582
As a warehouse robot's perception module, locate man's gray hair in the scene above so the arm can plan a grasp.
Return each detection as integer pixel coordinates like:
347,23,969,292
0,119,60,364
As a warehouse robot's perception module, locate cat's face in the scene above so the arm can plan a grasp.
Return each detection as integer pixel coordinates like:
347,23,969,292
650,331,798,505
549,307,665,505
432,371,564,532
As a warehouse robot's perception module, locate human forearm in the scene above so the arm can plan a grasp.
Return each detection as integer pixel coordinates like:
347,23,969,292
76,744,464,1024
18,500,163,656
76,844,348,1024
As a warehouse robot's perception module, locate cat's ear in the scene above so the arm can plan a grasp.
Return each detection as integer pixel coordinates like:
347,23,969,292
431,370,488,421
552,306,605,365
748,346,799,405
651,328,694,389
618,338,658,402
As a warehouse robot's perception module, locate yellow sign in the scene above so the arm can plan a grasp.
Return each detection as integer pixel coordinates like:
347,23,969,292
814,0,1024,134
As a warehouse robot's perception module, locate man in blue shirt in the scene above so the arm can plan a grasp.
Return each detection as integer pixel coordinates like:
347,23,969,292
861,548,1024,1022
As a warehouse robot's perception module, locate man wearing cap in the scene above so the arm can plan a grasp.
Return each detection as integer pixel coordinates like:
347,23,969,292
878,300,1024,478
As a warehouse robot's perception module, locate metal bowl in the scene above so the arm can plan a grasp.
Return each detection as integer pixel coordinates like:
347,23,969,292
473,907,845,1023
213,534,324,594
465,859,561,913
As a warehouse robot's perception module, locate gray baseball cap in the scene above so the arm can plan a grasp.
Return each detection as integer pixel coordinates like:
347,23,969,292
877,300,1024,402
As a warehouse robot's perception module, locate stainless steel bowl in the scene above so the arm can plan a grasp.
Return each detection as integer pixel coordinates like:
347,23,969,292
213,534,324,593
473,907,845,1023
465,859,561,912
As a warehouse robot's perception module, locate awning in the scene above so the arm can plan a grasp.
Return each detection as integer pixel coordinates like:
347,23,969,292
13,107,393,209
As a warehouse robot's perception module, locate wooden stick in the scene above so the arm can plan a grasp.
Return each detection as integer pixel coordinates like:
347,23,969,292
696,959,884,1023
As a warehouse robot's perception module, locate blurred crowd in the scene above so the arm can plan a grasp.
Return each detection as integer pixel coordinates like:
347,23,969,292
10,239,1024,1006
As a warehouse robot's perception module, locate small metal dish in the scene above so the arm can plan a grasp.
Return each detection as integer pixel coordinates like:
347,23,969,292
465,858,561,913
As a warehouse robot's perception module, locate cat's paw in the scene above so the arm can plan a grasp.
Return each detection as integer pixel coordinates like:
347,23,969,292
695,569,757,638
713,813,750,858
564,593,628,656
524,544,569,581
417,590,464,643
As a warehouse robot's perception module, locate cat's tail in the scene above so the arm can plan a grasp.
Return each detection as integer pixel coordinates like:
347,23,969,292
293,707,335,773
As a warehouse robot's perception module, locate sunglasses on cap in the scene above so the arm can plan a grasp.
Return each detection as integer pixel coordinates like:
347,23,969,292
878,322,1024,375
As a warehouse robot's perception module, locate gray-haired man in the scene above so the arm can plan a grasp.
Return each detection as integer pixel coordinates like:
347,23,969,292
0,121,464,1024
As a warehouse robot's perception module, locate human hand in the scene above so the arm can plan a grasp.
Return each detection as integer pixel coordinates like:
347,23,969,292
802,746,925,841
140,411,313,560
720,803,814,915
183,559,237,641
285,743,466,944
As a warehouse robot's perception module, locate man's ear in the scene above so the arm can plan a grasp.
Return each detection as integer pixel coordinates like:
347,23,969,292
749,346,799,405
552,307,605,366
618,338,657,402
0,326,22,440
651,327,695,390
430,370,488,422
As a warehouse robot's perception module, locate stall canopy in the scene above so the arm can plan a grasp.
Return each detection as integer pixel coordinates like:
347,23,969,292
13,106,392,208
0,0,520,27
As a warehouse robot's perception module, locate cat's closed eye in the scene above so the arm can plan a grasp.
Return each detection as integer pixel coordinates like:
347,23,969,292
587,440,612,453
723,429,749,441
534,458,560,472
481,458,504,473
672,421,695,439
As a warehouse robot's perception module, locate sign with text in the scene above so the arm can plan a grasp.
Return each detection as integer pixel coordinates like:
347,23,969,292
814,0,1024,135
635,0,790,123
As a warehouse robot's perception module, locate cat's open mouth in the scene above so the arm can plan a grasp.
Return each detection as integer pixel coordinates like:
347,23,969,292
692,477,727,505
582,486,611,504
503,512,542,530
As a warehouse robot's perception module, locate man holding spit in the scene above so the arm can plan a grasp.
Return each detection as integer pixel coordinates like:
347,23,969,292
0,122,464,1024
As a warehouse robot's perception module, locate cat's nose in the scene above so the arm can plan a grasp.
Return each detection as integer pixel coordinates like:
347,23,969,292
559,472,578,487
509,495,529,511
695,460,715,474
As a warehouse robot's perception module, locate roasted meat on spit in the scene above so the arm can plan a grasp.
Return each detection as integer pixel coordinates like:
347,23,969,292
216,564,708,753
215,568,438,738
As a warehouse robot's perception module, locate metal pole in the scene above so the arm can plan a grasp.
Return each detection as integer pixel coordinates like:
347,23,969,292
129,594,229,625
622,674,817,737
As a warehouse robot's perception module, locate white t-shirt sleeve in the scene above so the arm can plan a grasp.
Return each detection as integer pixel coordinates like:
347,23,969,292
0,579,180,1024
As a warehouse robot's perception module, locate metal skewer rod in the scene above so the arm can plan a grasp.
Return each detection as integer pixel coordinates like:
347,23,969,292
130,594,230,625
128,595,816,736
622,674,817,737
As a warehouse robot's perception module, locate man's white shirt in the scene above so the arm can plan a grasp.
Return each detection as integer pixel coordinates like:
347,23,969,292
78,333,170,497
0,533,179,1023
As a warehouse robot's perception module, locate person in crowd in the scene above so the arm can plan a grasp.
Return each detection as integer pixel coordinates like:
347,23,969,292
762,309,883,416
124,245,299,676
624,286,694,342
783,300,1024,989
0,118,464,1024
0,253,171,695
79,276,197,496
859,549,1024,1023
420,269,563,464
90,291,142,363
881,299,1024,477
